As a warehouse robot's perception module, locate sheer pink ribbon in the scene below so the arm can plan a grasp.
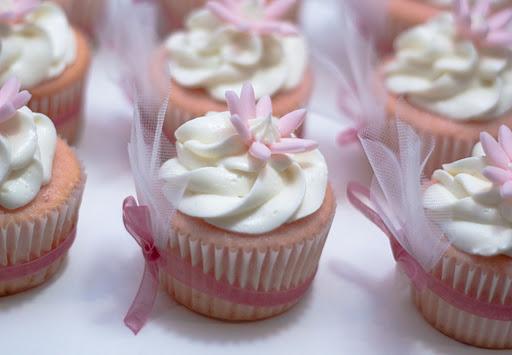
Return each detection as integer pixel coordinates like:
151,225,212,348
0,226,77,281
337,124,364,146
123,196,316,335
347,182,512,322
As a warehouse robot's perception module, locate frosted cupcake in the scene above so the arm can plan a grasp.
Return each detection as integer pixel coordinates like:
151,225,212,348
158,83,335,320
382,2,512,174
0,78,85,296
387,0,512,41
0,1,91,143
421,125,512,348
152,0,313,139
159,0,302,31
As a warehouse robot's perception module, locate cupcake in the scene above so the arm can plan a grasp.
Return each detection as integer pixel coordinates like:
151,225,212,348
159,0,302,31
0,78,85,296
387,0,512,43
158,83,335,320
382,2,512,174
0,1,91,143
153,0,313,140
420,125,512,348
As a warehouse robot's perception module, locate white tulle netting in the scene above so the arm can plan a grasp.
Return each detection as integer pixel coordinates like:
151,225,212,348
360,119,451,271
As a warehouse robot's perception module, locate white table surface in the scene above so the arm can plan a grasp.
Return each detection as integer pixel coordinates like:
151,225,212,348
1,4,509,355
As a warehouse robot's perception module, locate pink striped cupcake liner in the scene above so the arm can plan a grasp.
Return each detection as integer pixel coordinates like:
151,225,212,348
159,219,332,320
411,254,512,349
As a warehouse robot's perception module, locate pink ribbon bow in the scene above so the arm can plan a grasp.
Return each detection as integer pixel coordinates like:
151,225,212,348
347,182,512,321
122,196,161,335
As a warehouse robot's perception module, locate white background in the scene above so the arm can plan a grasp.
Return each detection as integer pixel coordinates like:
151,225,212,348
0,1,509,354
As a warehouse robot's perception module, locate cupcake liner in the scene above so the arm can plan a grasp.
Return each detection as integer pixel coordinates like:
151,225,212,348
29,30,91,144
0,171,86,296
410,254,512,349
417,129,475,177
159,218,332,320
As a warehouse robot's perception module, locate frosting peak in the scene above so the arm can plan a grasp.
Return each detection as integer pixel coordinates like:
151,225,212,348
386,12,512,121
165,4,307,101
0,78,57,210
0,1,76,88
424,126,512,257
159,84,327,235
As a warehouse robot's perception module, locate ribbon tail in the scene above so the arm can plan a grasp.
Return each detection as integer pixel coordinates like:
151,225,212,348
124,261,160,335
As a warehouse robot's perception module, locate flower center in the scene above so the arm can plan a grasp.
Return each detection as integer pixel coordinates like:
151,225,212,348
250,114,280,145
240,0,266,21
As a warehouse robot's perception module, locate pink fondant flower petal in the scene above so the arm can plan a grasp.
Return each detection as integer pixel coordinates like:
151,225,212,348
455,0,471,22
499,125,512,160
226,90,241,118
0,77,20,103
489,9,512,30
230,114,252,144
0,104,16,123
249,141,271,161
256,95,272,118
481,131,510,168
485,31,512,46
501,180,512,199
239,82,256,120
278,109,306,137
264,0,296,19
270,138,318,154
206,1,244,26
12,90,31,109
483,166,512,184
472,0,491,17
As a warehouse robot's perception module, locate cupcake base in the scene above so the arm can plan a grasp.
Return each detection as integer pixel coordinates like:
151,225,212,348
28,29,91,144
151,47,314,141
161,185,336,321
406,246,512,349
0,139,85,296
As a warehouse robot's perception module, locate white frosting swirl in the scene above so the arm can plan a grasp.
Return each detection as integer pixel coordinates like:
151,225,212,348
164,8,307,101
0,107,57,210
159,111,328,234
424,144,512,257
385,13,512,121
0,2,76,88
424,0,512,8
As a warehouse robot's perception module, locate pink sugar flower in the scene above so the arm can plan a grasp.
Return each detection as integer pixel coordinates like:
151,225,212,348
207,0,298,36
481,125,512,198
0,0,39,23
0,77,31,123
226,82,317,162
454,0,512,48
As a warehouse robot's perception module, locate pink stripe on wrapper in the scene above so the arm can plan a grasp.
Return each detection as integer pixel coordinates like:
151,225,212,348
163,248,316,308
0,226,76,281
